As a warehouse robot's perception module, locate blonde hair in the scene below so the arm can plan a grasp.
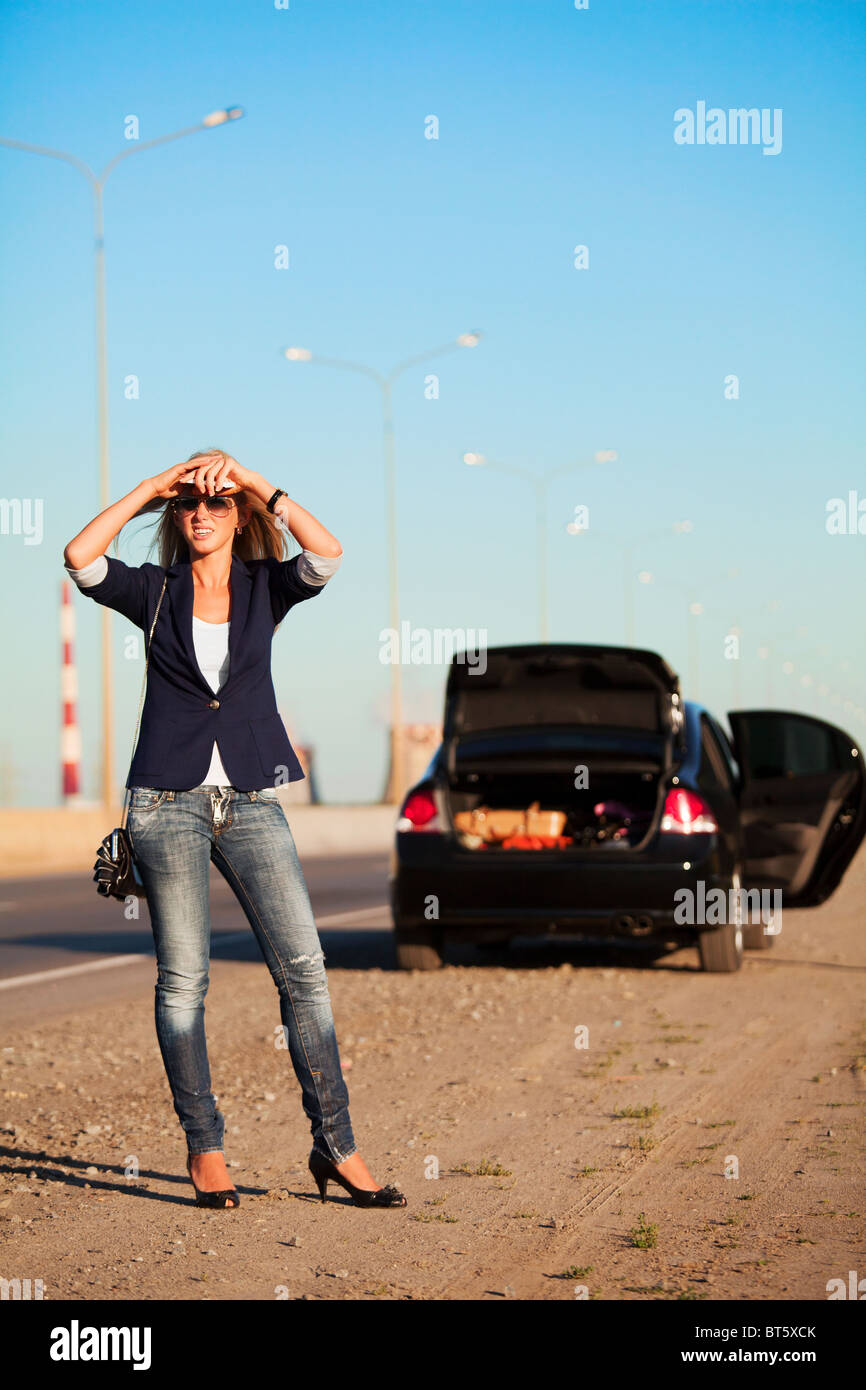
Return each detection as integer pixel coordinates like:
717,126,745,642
122,449,291,568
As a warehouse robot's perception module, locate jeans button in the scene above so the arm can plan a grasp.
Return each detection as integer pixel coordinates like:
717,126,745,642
208,699,220,709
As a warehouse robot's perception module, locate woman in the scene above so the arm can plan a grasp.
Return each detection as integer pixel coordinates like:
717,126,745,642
63,449,406,1210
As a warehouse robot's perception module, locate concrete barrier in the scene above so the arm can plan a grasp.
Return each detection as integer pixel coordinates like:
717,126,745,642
0,801,398,880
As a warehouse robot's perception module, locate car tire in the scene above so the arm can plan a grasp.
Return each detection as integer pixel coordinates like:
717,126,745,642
698,920,743,972
394,929,444,971
697,871,744,973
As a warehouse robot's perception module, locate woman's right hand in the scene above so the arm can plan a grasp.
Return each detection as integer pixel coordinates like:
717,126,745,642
149,462,198,499
65,468,197,571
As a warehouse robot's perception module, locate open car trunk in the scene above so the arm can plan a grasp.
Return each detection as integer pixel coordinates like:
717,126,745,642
442,644,681,852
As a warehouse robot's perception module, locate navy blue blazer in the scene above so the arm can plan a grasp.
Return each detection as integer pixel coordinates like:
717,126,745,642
80,551,326,791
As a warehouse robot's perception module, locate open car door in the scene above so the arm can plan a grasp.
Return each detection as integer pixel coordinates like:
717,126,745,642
727,710,866,907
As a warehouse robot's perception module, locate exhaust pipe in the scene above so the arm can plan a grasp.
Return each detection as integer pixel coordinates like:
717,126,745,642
613,913,654,936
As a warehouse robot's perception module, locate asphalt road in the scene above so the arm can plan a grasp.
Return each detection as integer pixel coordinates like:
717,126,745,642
0,853,394,1027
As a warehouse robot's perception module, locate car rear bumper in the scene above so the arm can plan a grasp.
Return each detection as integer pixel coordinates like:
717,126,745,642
391,831,735,938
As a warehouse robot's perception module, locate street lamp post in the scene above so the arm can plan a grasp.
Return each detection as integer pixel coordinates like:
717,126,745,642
284,334,482,804
463,451,617,640
1,107,244,809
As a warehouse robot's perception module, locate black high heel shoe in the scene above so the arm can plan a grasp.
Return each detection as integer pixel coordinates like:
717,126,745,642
186,1152,240,1209
308,1148,407,1208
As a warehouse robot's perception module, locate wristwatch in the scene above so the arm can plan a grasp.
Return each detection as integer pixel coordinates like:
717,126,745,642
266,488,287,513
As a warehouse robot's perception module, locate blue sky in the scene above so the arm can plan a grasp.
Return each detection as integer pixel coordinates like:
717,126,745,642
1,0,864,804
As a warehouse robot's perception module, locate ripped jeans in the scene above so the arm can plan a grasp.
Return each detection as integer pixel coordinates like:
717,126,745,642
127,785,356,1162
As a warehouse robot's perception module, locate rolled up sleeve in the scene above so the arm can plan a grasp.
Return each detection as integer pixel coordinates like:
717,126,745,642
65,555,109,589
267,549,341,622
296,549,342,587
64,555,151,630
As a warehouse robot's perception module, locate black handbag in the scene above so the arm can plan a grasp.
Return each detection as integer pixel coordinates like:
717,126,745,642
93,576,167,902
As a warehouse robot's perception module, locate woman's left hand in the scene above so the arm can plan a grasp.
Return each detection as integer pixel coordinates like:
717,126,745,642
190,451,256,496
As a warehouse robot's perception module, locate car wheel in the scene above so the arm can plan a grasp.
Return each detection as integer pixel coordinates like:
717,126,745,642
697,872,744,973
698,920,743,972
394,928,444,971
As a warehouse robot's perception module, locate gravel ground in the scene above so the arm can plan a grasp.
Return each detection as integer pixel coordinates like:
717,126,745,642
2,853,865,1301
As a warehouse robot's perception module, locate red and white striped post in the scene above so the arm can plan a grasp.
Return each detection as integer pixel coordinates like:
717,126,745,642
60,580,83,802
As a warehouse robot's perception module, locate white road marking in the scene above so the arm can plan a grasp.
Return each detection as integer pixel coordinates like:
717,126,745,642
0,904,390,992
0,954,150,989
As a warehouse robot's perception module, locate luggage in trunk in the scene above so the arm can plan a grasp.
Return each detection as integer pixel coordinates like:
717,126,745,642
448,765,663,850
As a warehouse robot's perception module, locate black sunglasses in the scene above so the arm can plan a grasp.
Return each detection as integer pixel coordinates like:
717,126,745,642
171,495,237,516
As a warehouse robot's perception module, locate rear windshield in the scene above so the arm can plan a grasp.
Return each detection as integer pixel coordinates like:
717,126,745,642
450,676,668,734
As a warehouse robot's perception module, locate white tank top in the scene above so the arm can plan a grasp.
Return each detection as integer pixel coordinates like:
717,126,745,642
192,616,232,787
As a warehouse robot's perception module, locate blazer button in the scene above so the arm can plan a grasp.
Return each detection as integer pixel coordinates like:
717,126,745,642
208,699,220,709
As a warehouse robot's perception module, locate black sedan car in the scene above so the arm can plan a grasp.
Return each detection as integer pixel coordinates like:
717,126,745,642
389,644,866,972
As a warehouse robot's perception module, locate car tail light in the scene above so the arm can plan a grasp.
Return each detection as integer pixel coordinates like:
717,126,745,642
660,787,718,834
397,788,441,833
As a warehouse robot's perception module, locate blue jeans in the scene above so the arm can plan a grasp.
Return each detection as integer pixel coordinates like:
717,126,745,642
127,785,356,1163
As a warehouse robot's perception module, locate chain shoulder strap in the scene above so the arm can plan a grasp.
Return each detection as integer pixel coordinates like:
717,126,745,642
120,575,168,828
